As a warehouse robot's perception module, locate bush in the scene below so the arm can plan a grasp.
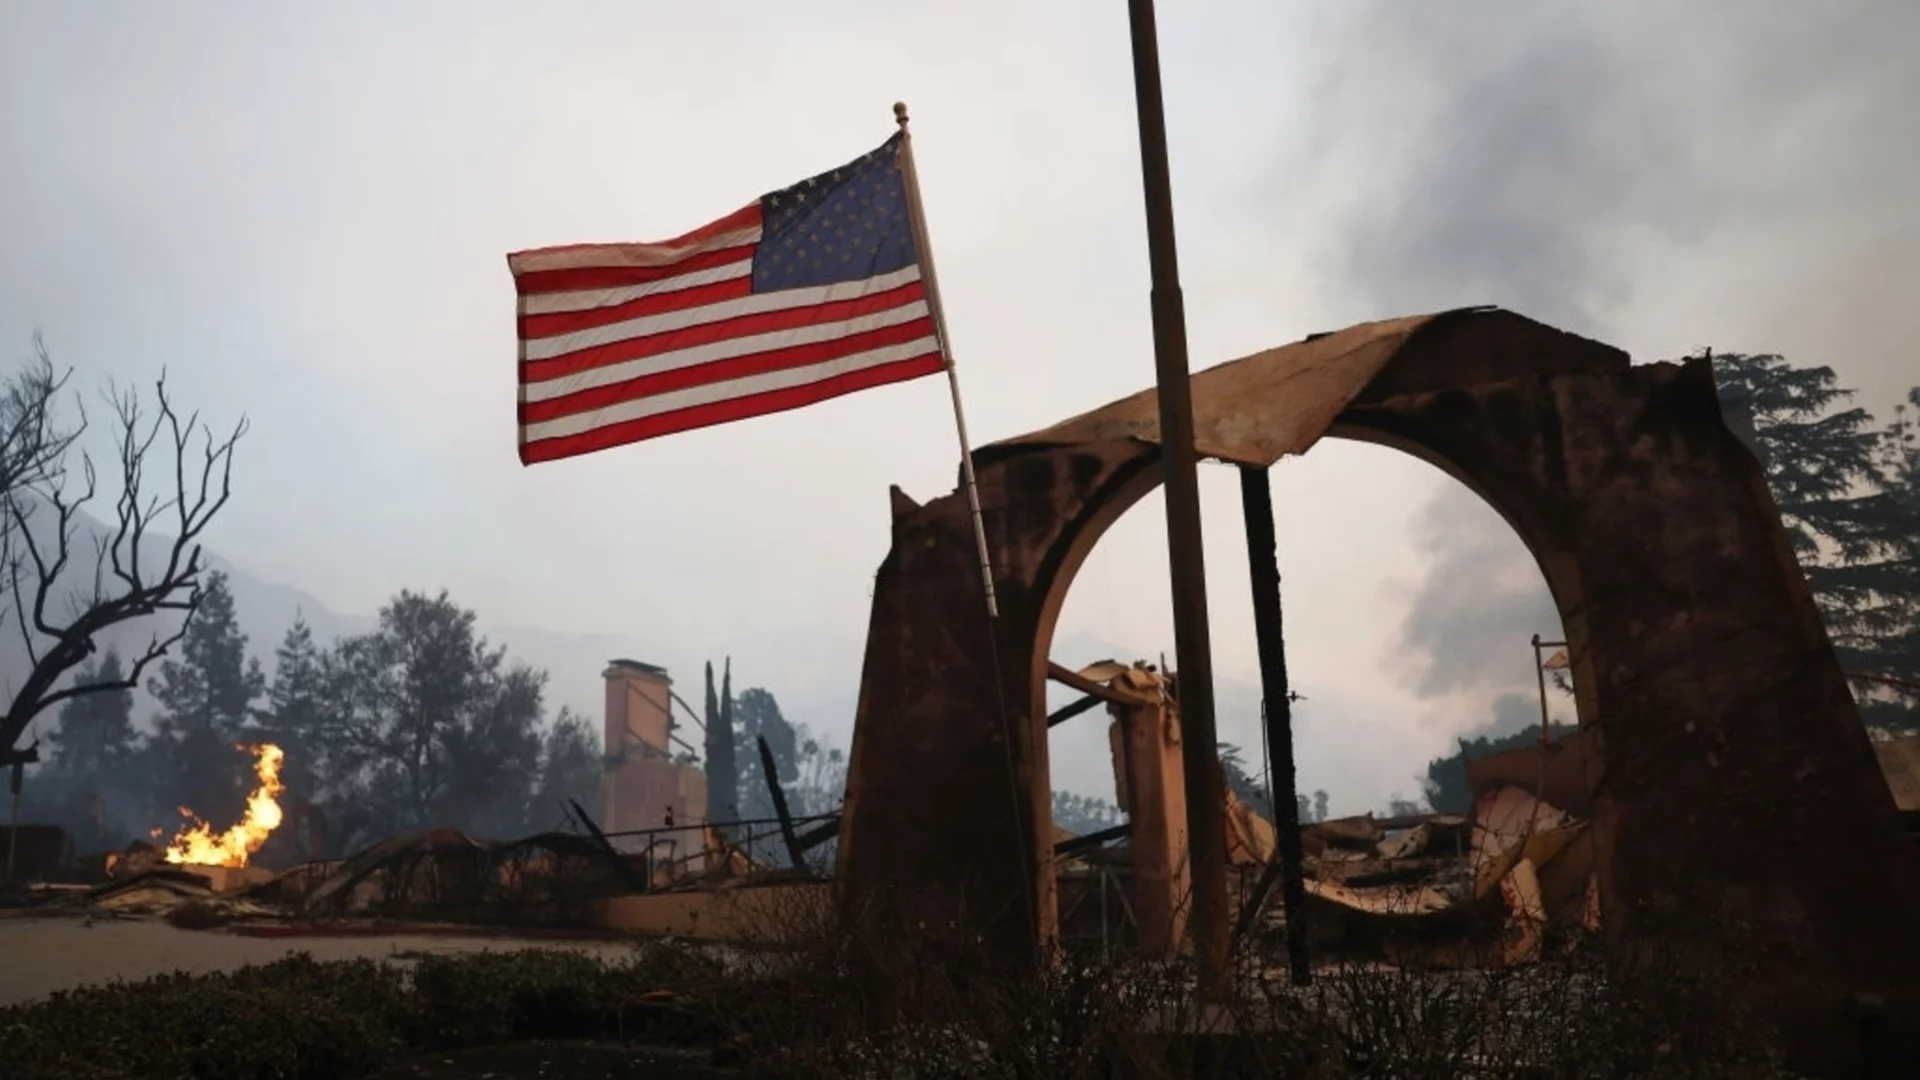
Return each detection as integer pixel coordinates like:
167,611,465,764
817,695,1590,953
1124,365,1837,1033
0,945,726,1080
0,907,1798,1080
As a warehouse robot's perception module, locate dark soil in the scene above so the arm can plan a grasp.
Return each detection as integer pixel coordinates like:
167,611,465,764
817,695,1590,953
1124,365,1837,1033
364,1041,748,1079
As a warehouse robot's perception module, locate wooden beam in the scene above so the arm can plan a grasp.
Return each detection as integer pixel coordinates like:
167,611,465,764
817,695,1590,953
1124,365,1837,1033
1047,694,1106,728
1046,661,1151,706
758,735,806,870
1240,463,1310,985
1055,822,1131,857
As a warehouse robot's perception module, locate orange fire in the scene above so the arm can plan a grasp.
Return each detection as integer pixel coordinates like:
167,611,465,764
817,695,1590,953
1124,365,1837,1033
163,743,286,868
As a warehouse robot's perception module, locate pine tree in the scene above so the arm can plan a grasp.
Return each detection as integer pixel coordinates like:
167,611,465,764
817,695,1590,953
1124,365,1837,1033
45,648,144,847
532,707,603,826
702,660,739,825
48,649,139,781
147,571,266,827
265,614,323,735
1714,356,1918,734
1216,742,1273,818
732,687,797,822
1855,391,1920,732
258,613,326,854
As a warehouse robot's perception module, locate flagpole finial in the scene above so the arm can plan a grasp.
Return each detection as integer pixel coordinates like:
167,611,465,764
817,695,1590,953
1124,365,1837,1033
893,101,910,130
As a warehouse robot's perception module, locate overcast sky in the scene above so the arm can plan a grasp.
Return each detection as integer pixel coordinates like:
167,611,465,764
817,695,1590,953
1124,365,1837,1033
3,1,1915,814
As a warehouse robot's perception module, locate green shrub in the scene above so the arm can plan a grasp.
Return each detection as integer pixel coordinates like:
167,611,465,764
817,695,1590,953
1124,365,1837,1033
0,928,1796,1080
0,945,724,1080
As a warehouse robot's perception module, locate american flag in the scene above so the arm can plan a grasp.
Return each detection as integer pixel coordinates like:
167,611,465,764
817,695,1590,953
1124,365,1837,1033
509,133,946,465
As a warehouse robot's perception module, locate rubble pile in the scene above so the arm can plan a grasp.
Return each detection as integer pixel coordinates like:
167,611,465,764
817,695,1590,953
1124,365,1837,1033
1280,779,1599,968
1,815,812,933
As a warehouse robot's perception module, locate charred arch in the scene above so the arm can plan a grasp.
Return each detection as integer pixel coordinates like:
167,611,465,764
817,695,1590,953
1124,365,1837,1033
835,307,1920,1073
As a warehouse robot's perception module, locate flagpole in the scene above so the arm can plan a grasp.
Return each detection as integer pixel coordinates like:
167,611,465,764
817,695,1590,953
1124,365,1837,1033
894,104,1042,964
1126,0,1232,1004
893,101,1000,620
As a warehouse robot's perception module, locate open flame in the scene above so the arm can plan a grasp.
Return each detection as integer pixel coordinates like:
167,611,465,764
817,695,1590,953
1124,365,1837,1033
163,743,286,868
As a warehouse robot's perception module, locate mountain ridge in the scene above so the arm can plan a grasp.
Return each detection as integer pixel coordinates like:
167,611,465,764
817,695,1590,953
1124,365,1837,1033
1,502,865,746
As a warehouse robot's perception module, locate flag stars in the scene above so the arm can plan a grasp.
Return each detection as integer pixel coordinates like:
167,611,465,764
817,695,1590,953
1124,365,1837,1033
753,133,914,292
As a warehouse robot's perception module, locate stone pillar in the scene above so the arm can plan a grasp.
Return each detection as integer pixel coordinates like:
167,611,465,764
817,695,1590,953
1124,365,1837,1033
1107,667,1189,959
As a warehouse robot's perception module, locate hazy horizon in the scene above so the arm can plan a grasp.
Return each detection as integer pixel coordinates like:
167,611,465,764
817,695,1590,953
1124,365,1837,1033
5,0,1916,817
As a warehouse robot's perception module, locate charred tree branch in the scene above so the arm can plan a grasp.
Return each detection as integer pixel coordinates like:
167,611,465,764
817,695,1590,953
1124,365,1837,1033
0,357,246,760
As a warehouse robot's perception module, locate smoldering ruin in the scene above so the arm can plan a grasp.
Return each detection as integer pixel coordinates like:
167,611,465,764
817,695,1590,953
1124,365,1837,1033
837,306,1920,1075
5,306,1918,1078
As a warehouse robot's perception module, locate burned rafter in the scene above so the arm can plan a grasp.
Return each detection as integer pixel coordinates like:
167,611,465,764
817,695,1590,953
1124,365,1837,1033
1047,694,1105,727
1046,661,1154,707
757,735,806,870
1055,822,1131,858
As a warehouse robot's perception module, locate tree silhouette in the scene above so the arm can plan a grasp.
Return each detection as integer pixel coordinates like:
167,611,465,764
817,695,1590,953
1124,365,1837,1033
703,660,739,825
41,648,144,848
310,589,545,845
732,686,797,821
1713,354,1917,733
1,343,245,769
148,570,265,827
531,707,603,829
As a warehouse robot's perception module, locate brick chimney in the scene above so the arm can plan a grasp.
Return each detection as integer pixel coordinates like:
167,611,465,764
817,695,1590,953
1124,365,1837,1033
603,659,673,834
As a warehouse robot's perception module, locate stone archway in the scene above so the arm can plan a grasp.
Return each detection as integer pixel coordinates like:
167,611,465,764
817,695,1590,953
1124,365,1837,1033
836,307,1920,1072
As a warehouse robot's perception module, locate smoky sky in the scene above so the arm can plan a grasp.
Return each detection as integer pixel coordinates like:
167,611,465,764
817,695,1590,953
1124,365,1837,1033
1284,0,1920,707
1298,1,1920,340
2,2,1913,816
1392,488,1561,705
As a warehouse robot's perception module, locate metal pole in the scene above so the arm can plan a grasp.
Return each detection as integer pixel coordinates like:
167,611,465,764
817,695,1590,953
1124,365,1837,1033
1532,634,1552,755
1531,635,1552,828
1100,868,1111,960
893,102,1040,962
1240,465,1310,985
893,103,999,620
1126,0,1231,1002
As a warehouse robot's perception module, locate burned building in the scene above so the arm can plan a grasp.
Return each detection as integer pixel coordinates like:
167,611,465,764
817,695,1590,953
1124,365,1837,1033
836,306,1920,1076
601,659,707,861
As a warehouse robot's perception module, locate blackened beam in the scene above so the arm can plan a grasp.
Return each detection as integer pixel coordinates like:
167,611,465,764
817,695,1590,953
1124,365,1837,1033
1233,857,1284,946
1849,670,1920,694
1055,822,1131,857
1048,694,1105,727
793,815,841,853
566,798,651,894
1239,464,1310,986
757,735,806,869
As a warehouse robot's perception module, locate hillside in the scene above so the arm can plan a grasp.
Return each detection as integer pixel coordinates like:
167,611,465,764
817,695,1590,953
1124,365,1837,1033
1,502,866,745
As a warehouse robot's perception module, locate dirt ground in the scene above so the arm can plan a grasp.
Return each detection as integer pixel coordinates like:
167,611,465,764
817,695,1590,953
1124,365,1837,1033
0,914,644,1007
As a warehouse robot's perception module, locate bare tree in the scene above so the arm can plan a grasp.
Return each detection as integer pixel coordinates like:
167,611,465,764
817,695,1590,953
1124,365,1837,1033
0,341,246,767
0,339,79,575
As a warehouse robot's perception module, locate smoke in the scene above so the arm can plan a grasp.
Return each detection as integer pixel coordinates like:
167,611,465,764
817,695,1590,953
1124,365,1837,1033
1291,1,1920,336
1282,1,1920,707
1392,488,1560,703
